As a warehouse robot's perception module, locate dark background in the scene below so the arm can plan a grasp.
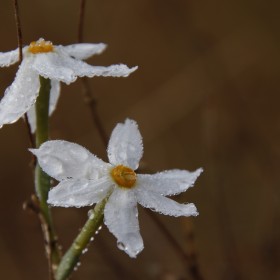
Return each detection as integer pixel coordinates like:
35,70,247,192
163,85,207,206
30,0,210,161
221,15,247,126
0,0,280,279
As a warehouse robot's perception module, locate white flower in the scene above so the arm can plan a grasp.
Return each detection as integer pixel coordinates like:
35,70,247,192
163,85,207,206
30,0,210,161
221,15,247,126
30,119,202,258
0,38,137,131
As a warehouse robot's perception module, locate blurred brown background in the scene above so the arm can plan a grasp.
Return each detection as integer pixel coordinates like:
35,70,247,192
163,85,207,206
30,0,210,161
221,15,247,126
0,0,280,279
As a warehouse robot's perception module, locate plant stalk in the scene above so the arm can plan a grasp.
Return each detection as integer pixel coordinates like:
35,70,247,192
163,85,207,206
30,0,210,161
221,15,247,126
35,76,61,277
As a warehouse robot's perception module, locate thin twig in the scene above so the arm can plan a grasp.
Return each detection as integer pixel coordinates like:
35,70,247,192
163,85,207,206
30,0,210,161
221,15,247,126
13,0,23,61
78,0,86,43
80,77,109,146
77,0,109,145
13,0,35,149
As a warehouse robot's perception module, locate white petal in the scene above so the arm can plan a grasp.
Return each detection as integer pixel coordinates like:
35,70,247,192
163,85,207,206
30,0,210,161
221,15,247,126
0,57,39,128
104,188,144,258
26,80,60,133
26,106,36,133
0,48,19,67
49,80,61,115
136,188,198,217
63,43,107,60
31,52,79,84
30,140,110,181
137,168,203,196
107,119,143,170
86,65,138,78
47,177,113,207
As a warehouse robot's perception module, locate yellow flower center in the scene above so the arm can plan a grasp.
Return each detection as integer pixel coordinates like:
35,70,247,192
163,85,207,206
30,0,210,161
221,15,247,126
28,39,54,54
111,165,137,189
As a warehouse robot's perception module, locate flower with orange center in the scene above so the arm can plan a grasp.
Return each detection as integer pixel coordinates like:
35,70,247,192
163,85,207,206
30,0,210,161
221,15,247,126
31,119,203,258
0,38,137,131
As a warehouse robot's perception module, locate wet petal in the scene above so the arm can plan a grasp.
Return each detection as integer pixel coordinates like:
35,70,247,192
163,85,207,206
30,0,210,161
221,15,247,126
86,64,138,78
27,80,61,133
26,106,36,133
30,140,110,181
136,188,198,217
63,43,107,60
137,168,203,196
107,119,143,170
0,57,39,128
0,48,19,67
31,52,79,84
49,80,61,115
48,177,113,207
104,188,144,258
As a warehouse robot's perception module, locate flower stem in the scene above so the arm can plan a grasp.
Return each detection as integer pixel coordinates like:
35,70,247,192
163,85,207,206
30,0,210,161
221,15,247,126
36,76,51,148
55,197,108,280
35,76,61,277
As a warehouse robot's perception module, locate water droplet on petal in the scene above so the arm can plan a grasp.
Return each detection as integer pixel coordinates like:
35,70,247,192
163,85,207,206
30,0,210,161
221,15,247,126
117,242,126,250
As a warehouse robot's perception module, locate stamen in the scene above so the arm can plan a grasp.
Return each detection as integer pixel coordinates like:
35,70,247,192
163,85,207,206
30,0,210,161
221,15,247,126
111,165,137,189
28,39,54,54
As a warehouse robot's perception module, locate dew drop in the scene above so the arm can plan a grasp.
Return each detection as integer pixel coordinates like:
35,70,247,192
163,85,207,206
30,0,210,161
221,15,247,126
90,237,94,242
117,242,126,250
88,210,95,219
74,266,78,271
73,261,81,272
82,248,88,254
95,225,103,235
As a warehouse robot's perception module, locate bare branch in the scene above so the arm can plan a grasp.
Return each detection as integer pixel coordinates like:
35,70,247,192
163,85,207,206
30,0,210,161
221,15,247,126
78,0,86,43
13,0,35,149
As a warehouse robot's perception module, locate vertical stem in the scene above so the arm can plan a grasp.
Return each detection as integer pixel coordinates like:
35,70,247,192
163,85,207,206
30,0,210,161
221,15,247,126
36,76,50,147
35,76,61,278
81,78,109,146
13,0,23,61
13,0,35,148
55,197,108,280
78,0,86,43
77,0,109,146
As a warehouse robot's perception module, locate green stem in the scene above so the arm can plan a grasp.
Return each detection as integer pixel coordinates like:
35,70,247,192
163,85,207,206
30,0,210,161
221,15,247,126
36,76,51,148
55,197,108,280
35,76,61,275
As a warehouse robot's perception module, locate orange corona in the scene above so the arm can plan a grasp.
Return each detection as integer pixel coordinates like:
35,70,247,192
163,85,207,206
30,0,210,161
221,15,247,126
28,39,54,54
111,165,137,189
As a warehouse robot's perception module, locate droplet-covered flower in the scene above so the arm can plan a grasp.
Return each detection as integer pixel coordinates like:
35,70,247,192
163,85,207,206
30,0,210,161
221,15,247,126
0,38,138,131
31,119,203,258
